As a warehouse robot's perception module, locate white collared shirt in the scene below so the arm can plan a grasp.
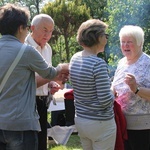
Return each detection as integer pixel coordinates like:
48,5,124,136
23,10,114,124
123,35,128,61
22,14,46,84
25,34,52,96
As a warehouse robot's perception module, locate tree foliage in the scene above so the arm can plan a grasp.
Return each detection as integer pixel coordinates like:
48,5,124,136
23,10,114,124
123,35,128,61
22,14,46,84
106,0,150,67
41,0,91,62
0,0,49,19
81,0,107,19
1,0,150,69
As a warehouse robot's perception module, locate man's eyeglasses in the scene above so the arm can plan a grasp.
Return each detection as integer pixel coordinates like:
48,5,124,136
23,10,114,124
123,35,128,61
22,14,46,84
104,33,109,39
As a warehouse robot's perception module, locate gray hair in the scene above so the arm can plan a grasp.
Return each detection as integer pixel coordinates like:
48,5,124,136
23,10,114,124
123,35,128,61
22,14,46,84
31,14,54,26
119,25,144,48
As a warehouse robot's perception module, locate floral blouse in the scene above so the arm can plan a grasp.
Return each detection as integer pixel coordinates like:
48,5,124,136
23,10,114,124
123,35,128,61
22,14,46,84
112,53,150,115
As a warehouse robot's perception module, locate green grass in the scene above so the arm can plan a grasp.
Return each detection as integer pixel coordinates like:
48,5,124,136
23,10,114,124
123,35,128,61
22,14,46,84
47,134,82,150
47,113,82,150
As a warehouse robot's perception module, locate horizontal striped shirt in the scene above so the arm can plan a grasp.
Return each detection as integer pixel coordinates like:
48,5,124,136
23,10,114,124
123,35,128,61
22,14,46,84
69,51,114,121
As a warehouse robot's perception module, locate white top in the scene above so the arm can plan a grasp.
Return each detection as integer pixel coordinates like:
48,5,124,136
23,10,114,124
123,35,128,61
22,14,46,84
112,53,150,129
25,34,52,96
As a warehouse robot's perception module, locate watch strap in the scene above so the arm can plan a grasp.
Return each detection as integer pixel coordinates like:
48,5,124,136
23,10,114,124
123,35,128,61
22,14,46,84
135,87,140,94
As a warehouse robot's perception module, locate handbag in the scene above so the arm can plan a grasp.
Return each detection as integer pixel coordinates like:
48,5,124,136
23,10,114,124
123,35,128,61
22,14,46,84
0,44,27,94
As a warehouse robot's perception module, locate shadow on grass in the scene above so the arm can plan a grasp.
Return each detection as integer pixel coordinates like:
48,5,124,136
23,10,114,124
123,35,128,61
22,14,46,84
47,134,82,150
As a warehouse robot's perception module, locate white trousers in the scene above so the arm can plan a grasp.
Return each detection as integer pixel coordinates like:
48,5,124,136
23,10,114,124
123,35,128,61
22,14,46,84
75,117,116,150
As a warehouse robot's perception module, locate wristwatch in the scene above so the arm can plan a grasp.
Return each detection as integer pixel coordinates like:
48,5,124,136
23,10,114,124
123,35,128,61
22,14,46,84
135,87,140,94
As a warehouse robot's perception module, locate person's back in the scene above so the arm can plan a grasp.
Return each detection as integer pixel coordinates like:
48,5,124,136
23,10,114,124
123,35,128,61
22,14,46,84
0,3,42,132
69,19,116,150
70,52,114,120
0,38,39,129
0,3,69,150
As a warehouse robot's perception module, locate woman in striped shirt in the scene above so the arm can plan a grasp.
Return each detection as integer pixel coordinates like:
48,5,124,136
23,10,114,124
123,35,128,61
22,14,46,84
69,19,116,150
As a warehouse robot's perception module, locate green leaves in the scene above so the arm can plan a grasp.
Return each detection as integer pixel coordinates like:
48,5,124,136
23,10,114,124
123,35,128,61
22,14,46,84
106,0,150,67
41,0,91,63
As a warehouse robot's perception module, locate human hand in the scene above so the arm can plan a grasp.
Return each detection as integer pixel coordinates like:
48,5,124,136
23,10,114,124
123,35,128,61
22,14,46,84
124,73,137,93
55,63,69,84
48,81,61,95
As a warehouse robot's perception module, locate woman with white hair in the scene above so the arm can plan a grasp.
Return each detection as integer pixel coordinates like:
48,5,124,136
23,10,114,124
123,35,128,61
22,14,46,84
112,25,150,150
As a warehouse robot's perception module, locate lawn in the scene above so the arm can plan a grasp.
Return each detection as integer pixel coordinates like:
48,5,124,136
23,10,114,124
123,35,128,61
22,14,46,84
47,112,82,150
47,134,82,150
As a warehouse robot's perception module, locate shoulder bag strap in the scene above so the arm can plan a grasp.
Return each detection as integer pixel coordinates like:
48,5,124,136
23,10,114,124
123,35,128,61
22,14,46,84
0,44,27,93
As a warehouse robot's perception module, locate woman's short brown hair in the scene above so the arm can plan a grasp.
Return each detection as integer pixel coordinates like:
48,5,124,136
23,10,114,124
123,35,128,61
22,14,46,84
77,19,108,47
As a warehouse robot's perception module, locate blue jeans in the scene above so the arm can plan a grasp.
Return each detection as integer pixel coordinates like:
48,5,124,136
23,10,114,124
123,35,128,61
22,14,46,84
0,130,38,150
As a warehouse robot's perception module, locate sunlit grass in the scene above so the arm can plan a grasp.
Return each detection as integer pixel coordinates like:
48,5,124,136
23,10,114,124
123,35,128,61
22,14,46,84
47,134,82,150
47,112,82,150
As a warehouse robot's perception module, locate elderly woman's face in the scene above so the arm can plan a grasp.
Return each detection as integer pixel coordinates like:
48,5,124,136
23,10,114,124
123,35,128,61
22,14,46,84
120,36,139,59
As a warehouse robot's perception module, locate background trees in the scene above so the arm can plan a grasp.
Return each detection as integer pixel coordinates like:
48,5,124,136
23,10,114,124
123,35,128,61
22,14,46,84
1,0,150,73
0,0,51,19
106,0,150,69
81,0,107,19
41,0,91,63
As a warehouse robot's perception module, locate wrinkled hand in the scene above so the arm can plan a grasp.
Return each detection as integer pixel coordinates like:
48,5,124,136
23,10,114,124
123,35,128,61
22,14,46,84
48,81,61,95
55,63,69,84
124,73,137,93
